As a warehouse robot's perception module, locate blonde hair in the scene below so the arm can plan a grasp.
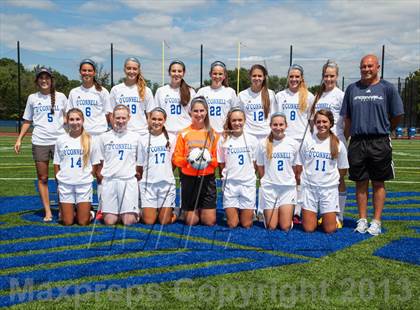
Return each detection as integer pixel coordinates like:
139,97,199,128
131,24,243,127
222,107,245,141
124,57,146,101
266,113,287,160
288,64,309,113
312,60,339,116
191,96,215,146
66,108,91,168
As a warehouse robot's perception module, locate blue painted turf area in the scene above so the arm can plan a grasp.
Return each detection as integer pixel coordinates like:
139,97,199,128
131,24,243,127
1,189,419,306
374,237,420,265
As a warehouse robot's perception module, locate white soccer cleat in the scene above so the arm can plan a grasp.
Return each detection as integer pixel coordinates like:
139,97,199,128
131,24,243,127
354,218,368,234
367,220,382,236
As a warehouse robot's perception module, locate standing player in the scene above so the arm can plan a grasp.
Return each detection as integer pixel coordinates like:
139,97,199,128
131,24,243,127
95,105,140,226
137,107,177,225
341,54,404,235
173,97,219,226
311,60,347,225
67,59,112,136
275,64,315,223
67,58,113,212
296,109,349,233
154,60,196,135
256,113,300,230
110,57,155,135
14,67,67,222
238,64,277,141
196,61,238,134
217,107,258,228
54,108,100,226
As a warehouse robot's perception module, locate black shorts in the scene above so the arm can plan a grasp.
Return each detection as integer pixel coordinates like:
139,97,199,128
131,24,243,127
180,173,216,211
348,135,394,182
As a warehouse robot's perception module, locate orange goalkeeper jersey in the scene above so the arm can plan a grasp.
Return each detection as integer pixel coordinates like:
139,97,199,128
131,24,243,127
173,125,219,176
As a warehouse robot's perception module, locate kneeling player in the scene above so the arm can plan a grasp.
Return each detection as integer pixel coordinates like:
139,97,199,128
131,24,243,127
173,97,219,226
95,105,140,225
296,109,348,233
137,107,177,225
218,107,258,228
256,113,300,231
54,108,100,225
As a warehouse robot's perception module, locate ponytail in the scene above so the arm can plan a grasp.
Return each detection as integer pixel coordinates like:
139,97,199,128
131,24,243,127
298,80,309,113
93,77,102,92
261,84,270,119
162,125,170,149
80,128,91,168
179,79,191,106
50,79,56,114
330,130,339,159
311,83,326,116
266,132,274,160
137,74,146,102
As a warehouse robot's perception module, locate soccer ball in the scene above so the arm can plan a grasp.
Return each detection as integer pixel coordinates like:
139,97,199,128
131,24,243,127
188,147,212,170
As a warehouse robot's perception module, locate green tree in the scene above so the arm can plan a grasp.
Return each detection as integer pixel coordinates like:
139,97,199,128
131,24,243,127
402,69,420,127
308,85,321,96
0,58,35,119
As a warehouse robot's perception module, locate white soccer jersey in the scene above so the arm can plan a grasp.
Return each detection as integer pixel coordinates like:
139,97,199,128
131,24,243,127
313,87,344,137
67,85,112,135
110,83,155,134
53,133,101,185
238,88,277,138
275,89,315,141
217,133,258,185
23,92,67,146
196,86,238,133
256,136,300,186
154,85,196,133
137,132,176,184
99,130,139,179
297,134,349,187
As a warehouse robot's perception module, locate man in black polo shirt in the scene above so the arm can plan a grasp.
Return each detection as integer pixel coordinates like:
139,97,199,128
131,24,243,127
340,54,404,235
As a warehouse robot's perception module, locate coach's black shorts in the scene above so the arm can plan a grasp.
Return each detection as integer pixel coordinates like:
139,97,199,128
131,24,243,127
180,173,216,211
348,135,394,182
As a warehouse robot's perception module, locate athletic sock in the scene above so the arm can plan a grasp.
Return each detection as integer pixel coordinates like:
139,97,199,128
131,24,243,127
295,185,302,216
338,191,347,222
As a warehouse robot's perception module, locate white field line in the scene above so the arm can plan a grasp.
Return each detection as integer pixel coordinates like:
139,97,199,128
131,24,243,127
0,177,420,184
393,152,420,158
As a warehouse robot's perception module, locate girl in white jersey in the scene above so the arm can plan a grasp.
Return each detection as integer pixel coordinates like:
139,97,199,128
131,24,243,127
54,108,100,225
217,107,258,228
275,64,314,223
67,59,112,136
14,67,67,222
256,113,300,230
196,61,238,134
154,60,196,135
110,57,154,135
68,59,112,215
95,105,140,226
137,107,177,225
296,109,349,233
238,64,277,141
310,60,347,224
275,64,314,142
